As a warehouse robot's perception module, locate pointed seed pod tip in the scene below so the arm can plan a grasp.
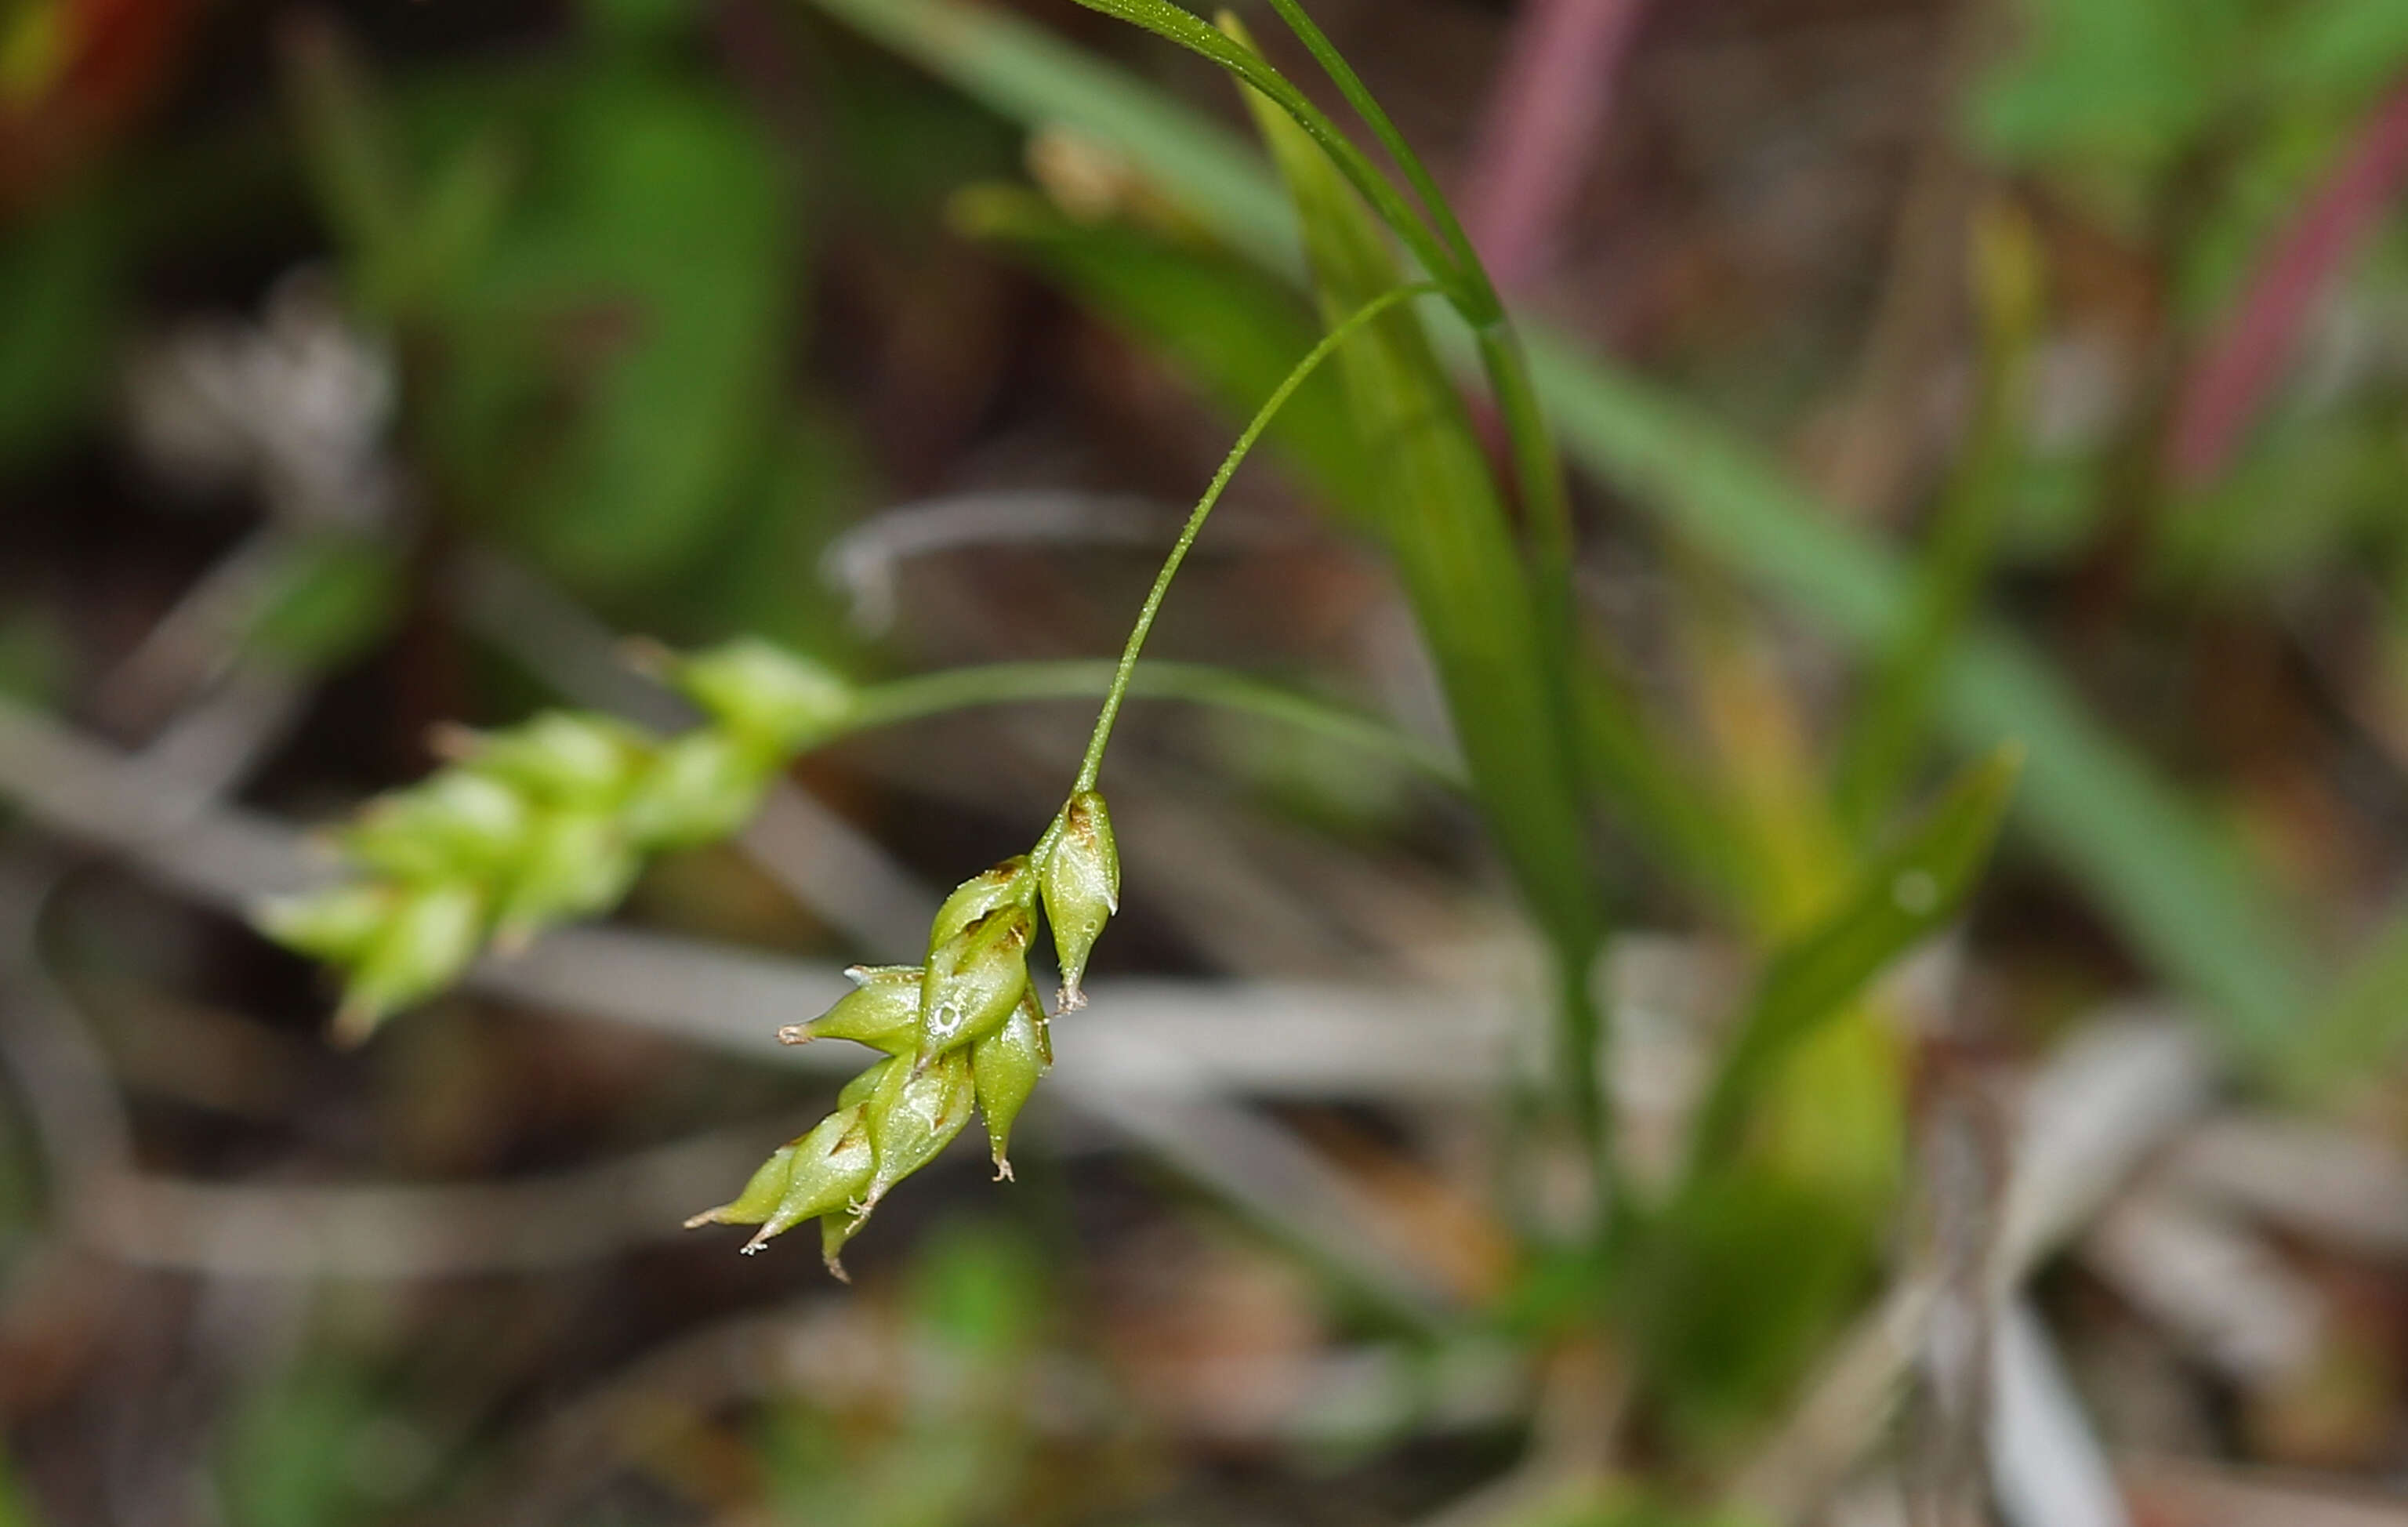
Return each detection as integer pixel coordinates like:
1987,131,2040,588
1040,790,1118,1008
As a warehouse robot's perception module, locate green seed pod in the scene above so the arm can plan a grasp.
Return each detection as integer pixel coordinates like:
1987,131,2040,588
461,712,648,807
684,1105,877,1254
861,1046,975,1210
927,856,1035,953
1040,790,1118,1009
254,883,392,963
684,1140,799,1230
778,965,923,1053
674,639,854,751
334,881,485,1043
621,731,774,848
972,992,1050,1180
344,771,531,880
494,810,640,947
746,1110,874,1251
916,906,1032,1063
839,1055,902,1111
816,1054,930,1270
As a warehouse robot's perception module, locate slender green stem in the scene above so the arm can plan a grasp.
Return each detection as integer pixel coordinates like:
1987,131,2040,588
843,658,1463,785
1072,280,1443,793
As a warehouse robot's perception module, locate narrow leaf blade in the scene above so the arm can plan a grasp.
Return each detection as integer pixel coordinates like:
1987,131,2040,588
1692,745,2024,1168
1232,22,1599,959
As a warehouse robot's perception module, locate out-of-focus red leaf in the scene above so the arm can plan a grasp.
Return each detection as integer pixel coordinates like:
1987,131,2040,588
0,0,197,212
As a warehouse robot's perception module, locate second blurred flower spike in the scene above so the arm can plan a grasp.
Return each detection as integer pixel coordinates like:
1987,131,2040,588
330,882,485,1045
671,639,854,752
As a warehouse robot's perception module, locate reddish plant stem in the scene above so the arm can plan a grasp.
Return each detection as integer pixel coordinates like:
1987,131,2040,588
2165,71,2408,490
1461,0,1650,296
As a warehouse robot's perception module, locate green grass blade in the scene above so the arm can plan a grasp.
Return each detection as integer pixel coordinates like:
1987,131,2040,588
803,0,2321,1064
1257,0,1497,319
1832,203,2043,838
1228,21,1606,1144
1248,0,1578,668
2286,903,2408,1097
1689,745,2023,1172
1937,640,2305,1056
807,0,1300,273
280,21,413,301
1056,0,1467,301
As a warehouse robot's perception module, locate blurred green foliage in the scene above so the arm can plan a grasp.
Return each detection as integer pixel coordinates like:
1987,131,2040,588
1977,0,2408,600
758,1221,1050,1527
0,192,128,470
245,534,404,669
220,1364,418,1527
0,609,67,705
292,28,804,602
1973,0,2408,232
425,73,790,590
0,1453,37,1527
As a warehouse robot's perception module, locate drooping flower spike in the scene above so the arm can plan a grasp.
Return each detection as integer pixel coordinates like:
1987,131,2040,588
686,797,1112,1276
